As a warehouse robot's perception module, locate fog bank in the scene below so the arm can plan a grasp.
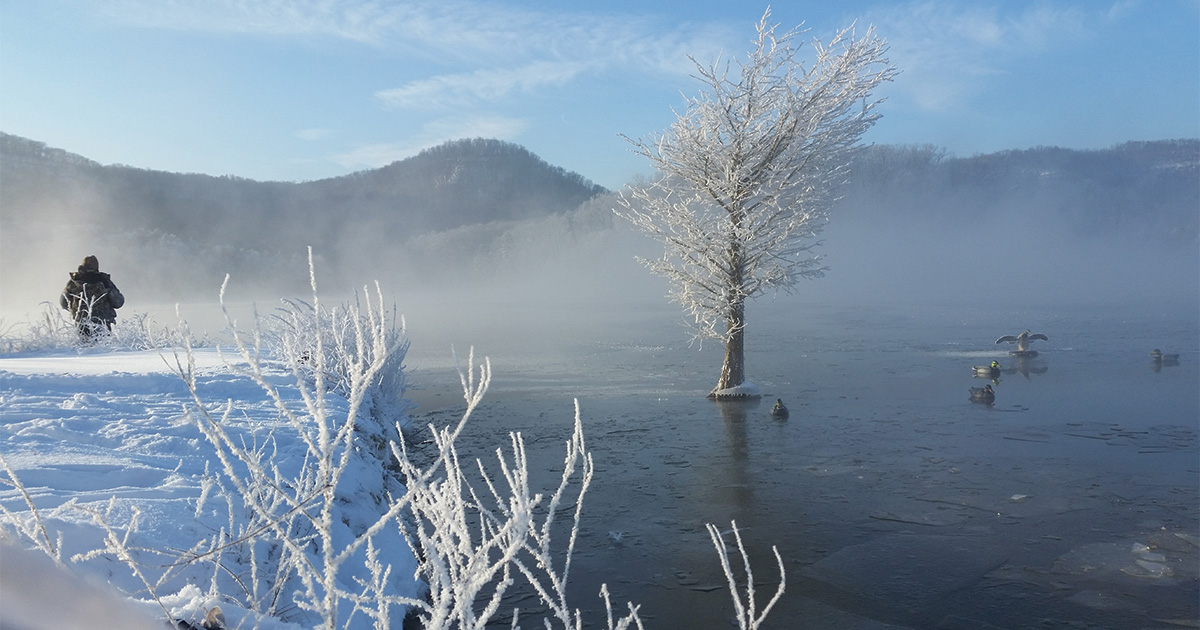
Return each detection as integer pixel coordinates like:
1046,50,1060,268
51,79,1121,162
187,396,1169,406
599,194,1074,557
4,141,1196,352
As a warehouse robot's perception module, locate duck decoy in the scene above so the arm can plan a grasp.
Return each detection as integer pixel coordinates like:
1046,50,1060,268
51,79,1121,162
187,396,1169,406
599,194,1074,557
973,360,1001,377
969,384,995,404
1150,349,1179,364
770,399,789,419
996,330,1048,357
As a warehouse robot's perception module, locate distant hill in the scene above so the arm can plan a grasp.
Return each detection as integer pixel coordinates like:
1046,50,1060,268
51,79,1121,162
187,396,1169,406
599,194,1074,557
308,138,607,233
1,133,1195,309
0,133,606,249
839,139,1199,246
0,133,612,299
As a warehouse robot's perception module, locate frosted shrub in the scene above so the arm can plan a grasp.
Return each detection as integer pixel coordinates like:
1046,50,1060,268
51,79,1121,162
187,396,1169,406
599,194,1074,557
0,302,198,353
0,303,84,352
173,275,641,628
163,252,645,629
3,249,785,630
392,353,643,630
170,255,418,628
262,290,415,455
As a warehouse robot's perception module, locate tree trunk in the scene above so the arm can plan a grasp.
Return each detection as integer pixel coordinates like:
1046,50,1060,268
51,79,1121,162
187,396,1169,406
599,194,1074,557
709,300,748,398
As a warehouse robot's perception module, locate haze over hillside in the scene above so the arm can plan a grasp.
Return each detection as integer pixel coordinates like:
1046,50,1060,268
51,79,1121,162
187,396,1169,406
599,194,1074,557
1,134,605,249
842,141,1199,244
1,134,616,308
1,133,1196,328
820,140,1198,310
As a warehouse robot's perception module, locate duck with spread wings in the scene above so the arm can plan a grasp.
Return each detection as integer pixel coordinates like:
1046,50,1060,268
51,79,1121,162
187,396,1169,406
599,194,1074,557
996,330,1048,357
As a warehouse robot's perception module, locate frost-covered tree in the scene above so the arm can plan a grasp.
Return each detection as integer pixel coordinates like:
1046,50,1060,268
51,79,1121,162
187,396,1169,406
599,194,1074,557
617,10,895,398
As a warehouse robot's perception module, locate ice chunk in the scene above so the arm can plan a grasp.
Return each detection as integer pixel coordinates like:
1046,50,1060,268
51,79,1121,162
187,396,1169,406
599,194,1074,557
802,534,1008,614
1137,559,1173,577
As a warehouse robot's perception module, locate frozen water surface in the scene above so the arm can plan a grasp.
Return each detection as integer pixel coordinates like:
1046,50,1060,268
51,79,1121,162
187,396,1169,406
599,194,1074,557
405,298,1199,629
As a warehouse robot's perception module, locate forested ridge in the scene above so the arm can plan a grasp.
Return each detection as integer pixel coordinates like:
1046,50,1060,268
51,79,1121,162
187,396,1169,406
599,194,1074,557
1,134,606,249
5,133,1193,248
1,133,1195,303
842,140,1199,245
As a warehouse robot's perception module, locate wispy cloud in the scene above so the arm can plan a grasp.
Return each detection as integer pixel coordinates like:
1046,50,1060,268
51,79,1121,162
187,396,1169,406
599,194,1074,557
93,0,406,44
332,115,530,169
89,0,736,117
376,61,585,110
91,0,732,69
296,128,333,141
863,1,1098,112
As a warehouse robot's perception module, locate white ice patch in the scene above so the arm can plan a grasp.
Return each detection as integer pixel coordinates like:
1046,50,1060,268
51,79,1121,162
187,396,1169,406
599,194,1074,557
710,380,761,398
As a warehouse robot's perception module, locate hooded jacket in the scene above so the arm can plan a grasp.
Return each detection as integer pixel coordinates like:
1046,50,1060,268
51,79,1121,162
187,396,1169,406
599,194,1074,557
60,262,124,324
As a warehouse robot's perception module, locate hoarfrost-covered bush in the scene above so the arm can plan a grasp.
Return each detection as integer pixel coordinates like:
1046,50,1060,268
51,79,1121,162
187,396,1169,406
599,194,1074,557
262,290,415,458
2,249,785,630
168,252,419,629
0,301,204,353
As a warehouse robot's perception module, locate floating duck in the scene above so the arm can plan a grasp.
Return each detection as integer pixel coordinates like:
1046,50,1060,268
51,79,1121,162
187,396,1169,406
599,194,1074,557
996,330,1048,357
1150,349,1179,364
973,360,1001,377
969,384,995,404
770,399,789,419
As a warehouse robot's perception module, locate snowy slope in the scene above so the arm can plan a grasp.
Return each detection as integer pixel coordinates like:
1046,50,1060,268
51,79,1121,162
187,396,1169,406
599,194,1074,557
0,347,418,630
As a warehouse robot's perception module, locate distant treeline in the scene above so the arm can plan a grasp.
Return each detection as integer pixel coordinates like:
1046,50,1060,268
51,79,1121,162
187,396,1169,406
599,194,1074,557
841,140,1199,246
1,132,1195,301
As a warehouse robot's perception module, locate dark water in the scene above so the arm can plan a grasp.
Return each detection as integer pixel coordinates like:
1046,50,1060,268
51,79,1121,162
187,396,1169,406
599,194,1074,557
404,298,1199,629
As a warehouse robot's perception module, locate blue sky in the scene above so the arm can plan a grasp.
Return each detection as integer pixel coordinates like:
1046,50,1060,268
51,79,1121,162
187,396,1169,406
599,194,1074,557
1,0,1197,189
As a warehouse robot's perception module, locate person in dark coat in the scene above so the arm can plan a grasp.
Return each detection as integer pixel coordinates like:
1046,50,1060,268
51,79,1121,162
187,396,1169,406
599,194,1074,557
59,255,124,342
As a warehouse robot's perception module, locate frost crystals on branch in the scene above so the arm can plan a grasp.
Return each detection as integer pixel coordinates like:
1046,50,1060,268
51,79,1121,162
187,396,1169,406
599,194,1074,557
169,248,421,629
0,248,787,630
392,351,643,630
707,521,785,630
616,8,896,398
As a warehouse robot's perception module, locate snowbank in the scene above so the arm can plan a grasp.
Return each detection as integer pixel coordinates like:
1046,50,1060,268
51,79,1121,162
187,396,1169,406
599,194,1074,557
0,348,419,629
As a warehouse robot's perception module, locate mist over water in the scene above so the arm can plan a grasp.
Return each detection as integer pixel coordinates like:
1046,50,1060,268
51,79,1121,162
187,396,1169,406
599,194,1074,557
372,186,1195,628
5,208,1193,351
2,140,1197,627
5,139,1196,348
398,293,1197,628
818,189,1199,314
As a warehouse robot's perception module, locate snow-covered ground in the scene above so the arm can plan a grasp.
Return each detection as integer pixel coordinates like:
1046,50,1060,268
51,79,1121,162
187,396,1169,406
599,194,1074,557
0,346,416,630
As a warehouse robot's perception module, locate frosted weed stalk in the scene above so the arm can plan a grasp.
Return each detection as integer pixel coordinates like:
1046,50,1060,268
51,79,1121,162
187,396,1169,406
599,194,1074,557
0,453,63,563
1,249,786,629
167,254,645,629
392,352,644,629
167,249,420,628
707,521,786,630
0,301,201,353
